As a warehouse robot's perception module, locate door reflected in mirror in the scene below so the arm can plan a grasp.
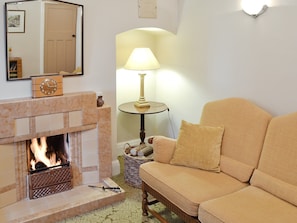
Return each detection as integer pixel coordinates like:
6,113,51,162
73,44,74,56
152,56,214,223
5,0,83,81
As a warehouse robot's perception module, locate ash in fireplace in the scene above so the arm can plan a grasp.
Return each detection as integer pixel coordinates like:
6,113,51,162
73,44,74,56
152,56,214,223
27,134,69,173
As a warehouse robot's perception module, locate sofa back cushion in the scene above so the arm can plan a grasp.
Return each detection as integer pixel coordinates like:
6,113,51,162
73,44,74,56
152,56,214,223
251,112,297,206
200,98,272,182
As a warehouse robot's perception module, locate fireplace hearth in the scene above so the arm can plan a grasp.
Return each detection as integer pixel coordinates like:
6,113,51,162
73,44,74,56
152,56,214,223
1,178,125,223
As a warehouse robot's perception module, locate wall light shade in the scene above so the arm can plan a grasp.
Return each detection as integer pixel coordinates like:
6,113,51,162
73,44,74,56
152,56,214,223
124,48,160,108
241,0,268,18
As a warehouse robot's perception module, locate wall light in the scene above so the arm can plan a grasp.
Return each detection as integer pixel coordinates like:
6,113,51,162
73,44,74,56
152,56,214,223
124,48,160,108
241,0,268,18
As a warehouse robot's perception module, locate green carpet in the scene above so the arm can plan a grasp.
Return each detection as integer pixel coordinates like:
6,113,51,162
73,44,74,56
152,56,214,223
58,156,183,223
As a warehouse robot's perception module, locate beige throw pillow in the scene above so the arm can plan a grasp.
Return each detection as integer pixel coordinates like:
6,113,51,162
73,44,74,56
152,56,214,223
170,120,224,172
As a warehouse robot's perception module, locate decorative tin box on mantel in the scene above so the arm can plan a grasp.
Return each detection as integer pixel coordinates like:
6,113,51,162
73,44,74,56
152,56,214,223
31,74,63,98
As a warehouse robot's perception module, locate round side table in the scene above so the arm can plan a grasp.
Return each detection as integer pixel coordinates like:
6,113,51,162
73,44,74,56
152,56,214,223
118,101,168,145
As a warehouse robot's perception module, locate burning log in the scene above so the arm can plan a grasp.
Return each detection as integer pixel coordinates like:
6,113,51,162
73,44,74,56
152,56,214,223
30,137,61,171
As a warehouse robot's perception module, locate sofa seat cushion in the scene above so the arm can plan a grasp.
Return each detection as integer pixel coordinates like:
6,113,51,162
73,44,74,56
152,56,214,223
139,161,247,216
199,186,297,223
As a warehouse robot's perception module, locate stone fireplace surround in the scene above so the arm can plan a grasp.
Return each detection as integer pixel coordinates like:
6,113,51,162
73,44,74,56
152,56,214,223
0,92,125,222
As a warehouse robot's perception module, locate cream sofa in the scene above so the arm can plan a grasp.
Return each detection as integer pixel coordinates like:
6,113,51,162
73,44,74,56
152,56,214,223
139,98,297,223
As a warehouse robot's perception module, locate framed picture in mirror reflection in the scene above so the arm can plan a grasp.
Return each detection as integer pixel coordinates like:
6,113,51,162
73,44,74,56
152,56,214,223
7,10,25,33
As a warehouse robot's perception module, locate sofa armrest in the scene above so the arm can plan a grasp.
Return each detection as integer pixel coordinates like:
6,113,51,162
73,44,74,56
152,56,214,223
153,136,176,164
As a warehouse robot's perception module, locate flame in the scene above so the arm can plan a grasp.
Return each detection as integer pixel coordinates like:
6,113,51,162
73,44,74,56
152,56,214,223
30,137,61,170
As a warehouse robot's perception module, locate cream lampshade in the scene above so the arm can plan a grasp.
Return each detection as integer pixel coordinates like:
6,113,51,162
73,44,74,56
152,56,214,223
124,48,160,108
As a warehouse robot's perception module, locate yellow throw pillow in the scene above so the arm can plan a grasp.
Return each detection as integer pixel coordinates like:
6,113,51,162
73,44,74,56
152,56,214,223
170,120,224,172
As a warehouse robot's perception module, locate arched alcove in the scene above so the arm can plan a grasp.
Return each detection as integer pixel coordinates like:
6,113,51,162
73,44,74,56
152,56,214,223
116,28,175,148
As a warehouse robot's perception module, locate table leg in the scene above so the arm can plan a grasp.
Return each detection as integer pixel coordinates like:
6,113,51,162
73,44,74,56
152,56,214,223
140,114,145,144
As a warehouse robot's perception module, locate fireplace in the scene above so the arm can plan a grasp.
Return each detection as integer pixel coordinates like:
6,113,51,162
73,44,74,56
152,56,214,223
26,134,73,199
0,92,123,222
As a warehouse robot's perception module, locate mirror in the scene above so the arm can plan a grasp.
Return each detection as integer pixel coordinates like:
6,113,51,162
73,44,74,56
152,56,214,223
5,0,83,80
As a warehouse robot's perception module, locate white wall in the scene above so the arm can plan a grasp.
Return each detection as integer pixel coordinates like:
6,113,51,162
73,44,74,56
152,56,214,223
154,0,297,139
4,0,297,160
0,0,180,161
117,0,297,148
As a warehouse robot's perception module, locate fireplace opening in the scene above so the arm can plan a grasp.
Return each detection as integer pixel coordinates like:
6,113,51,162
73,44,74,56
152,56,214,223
26,134,73,199
26,134,70,174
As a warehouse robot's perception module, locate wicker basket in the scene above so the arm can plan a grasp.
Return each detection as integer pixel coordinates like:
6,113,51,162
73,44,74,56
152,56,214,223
124,152,153,188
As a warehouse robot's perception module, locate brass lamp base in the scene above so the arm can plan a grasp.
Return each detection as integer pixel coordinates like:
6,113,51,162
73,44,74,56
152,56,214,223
134,100,150,108
134,73,150,108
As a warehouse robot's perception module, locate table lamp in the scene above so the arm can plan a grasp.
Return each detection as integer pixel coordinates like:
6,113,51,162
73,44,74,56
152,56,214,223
124,48,160,108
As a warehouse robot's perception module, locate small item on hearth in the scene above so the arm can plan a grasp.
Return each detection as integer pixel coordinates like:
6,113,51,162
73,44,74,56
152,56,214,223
137,145,153,157
88,185,121,193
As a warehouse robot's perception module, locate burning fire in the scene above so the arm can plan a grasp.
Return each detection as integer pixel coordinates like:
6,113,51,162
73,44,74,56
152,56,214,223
30,137,61,170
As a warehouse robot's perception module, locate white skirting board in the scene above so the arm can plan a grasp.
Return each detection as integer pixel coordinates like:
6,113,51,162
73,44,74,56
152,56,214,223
112,159,121,176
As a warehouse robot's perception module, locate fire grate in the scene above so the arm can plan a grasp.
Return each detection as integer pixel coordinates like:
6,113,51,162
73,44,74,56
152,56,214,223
28,164,73,199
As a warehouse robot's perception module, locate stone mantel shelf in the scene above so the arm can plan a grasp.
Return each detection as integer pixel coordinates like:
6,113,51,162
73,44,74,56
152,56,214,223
0,91,104,144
